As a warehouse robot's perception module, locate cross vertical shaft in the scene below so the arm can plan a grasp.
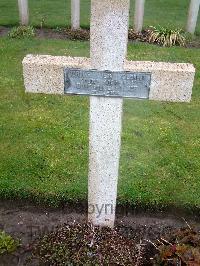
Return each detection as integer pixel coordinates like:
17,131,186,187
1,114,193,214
88,0,130,227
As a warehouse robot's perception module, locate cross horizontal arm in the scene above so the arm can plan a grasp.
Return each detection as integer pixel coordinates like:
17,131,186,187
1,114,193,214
23,54,195,102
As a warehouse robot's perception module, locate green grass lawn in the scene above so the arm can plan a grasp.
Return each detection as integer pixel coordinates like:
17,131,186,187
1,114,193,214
0,37,199,209
0,0,200,34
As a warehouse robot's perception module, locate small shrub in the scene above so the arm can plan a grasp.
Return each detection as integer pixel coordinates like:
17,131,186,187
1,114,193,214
128,29,144,42
40,16,46,29
8,26,35,39
65,28,90,40
146,26,186,47
53,27,63,33
0,231,20,255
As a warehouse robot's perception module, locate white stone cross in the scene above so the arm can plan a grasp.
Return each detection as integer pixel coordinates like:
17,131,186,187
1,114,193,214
23,0,195,228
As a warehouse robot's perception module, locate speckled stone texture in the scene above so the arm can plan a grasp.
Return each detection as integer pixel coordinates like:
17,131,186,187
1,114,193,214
23,55,195,103
23,55,90,95
88,0,130,227
125,61,195,102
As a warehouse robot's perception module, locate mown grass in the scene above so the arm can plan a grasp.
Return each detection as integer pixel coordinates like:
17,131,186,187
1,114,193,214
0,0,199,34
0,37,199,209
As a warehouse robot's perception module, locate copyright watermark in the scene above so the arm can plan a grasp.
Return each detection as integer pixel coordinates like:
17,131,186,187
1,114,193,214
88,203,114,218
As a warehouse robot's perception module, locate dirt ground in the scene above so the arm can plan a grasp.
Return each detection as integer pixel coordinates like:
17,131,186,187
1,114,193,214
0,200,200,265
0,26,9,36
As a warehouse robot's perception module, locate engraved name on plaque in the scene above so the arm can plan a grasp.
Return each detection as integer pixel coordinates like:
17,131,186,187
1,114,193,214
64,68,151,99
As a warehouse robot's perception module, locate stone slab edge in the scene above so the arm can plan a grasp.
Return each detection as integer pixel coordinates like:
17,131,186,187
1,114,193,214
22,54,196,102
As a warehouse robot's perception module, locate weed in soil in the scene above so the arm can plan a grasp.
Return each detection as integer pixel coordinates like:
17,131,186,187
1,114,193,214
0,230,20,255
29,222,141,266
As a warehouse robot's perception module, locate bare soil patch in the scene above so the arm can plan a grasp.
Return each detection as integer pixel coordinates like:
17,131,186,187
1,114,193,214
0,26,9,36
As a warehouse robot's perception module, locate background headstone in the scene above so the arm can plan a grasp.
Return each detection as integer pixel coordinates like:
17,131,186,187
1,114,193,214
186,0,200,34
71,0,80,30
18,0,29,26
134,0,145,32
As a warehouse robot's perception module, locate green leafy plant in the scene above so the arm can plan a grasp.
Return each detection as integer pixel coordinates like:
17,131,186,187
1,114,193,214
8,26,35,39
0,231,20,255
40,16,46,29
146,26,186,47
